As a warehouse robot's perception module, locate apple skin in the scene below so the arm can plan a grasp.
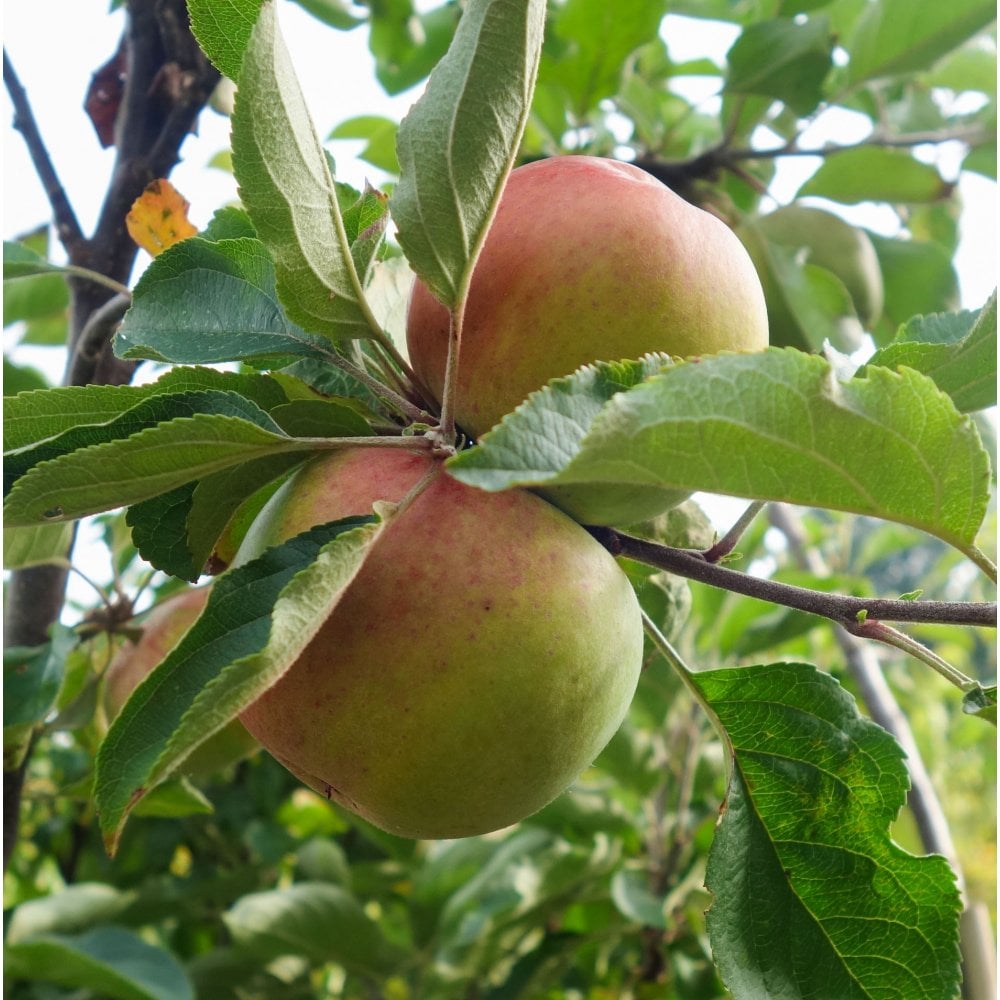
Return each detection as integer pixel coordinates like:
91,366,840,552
103,587,258,777
235,448,644,839
406,155,768,525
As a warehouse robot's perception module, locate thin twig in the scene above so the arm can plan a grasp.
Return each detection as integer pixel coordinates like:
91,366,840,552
3,49,85,253
702,500,767,564
593,528,997,629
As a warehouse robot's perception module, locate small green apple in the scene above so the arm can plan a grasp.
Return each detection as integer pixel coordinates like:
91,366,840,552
406,155,768,525
235,448,644,839
103,587,258,777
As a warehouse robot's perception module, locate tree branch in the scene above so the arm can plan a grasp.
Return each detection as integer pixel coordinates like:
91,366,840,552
590,527,997,629
3,49,85,254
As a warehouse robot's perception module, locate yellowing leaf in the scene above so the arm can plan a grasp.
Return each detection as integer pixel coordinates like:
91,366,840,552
126,179,198,256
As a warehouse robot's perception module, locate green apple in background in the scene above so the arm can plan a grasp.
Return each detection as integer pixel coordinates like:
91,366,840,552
739,204,884,353
406,155,769,526
235,448,644,840
103,587,258,777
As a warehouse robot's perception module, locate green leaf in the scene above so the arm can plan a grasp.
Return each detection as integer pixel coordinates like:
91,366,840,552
865,294,997,412
391,0,546,308
95,516,382,851
3,624,75,728
231,1,375,339
869,234,960,341
4,367,289,452
798,147,951,203
329,115,400,174
202,205,258,242
340,184,391,285
846,0,996,83
3,412,320,527
448,349,991,552
6,884,129,944
4,239,69,280
726,17,834,116
131,776,214,818
224,882,404,974
962,683,997,725
114,237,339,365
290,0,365,31
5,389,284,493
3,522,73,570
368,2,460,95
187,0,264,80
4,926,193,1000
540,0,669,117
3,357,48,395
696,662,961,1000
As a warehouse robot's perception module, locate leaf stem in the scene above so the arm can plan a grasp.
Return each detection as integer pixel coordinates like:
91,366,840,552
321,347,432,425
63,266,131,297
640,611,730,769
593,528,997,628
963,543,998,584
702,500,767,563
846,618,976,692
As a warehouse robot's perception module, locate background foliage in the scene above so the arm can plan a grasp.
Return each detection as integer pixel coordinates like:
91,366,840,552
4,1,996,998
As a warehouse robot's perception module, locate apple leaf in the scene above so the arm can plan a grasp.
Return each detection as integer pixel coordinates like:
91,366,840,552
187,0,264,81
391,0,546,309
4,926,193,1000
726,17,834,116
3,412,327,528
95,515,383,853
231,1,375,340
846,0,996,83
962,683,997,725
3,368,289,452
695,662,961,1000
4,389,287,494
798,147,951,204
224,882,405,975
4,239,72,280
863,292,997,412
447,349,991,553
3,522,74,570
113,237,340,365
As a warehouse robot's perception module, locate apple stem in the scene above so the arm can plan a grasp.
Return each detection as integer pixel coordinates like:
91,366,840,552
437,302,466,444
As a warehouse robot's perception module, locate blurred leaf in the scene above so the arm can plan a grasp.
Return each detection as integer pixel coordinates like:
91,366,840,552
7,884,130,944
847,0,996,82
726,17,834,115
610,869,667,928
188,0,264,80
290,0,364,30
5,926,194,1000
963,141,997,179
697,662,961,1000
448,350,992,553
4,624,75,728
125,179,198,257
3,356,49,394
3,243,70,329
541,0,669,116
231,1,376,339
368,2,460,94
95,516,381,852
925,39,997,93
225,881,404,974
329,115,400,174
797,147,951,203
391,0,545,308
131,776,214,818
962,683,997,725
869,233,960,341
3,522,73,570
864,294,997,412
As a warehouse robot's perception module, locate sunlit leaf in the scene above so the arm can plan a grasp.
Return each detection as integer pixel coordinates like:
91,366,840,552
698,662,961,999
391,0,546,308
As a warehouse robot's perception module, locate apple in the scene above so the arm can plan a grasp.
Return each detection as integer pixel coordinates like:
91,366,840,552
103,587,258,777
406,155,769,524
235,448,643,839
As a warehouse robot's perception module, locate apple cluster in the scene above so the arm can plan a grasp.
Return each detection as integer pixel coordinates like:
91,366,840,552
119,157,768,839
